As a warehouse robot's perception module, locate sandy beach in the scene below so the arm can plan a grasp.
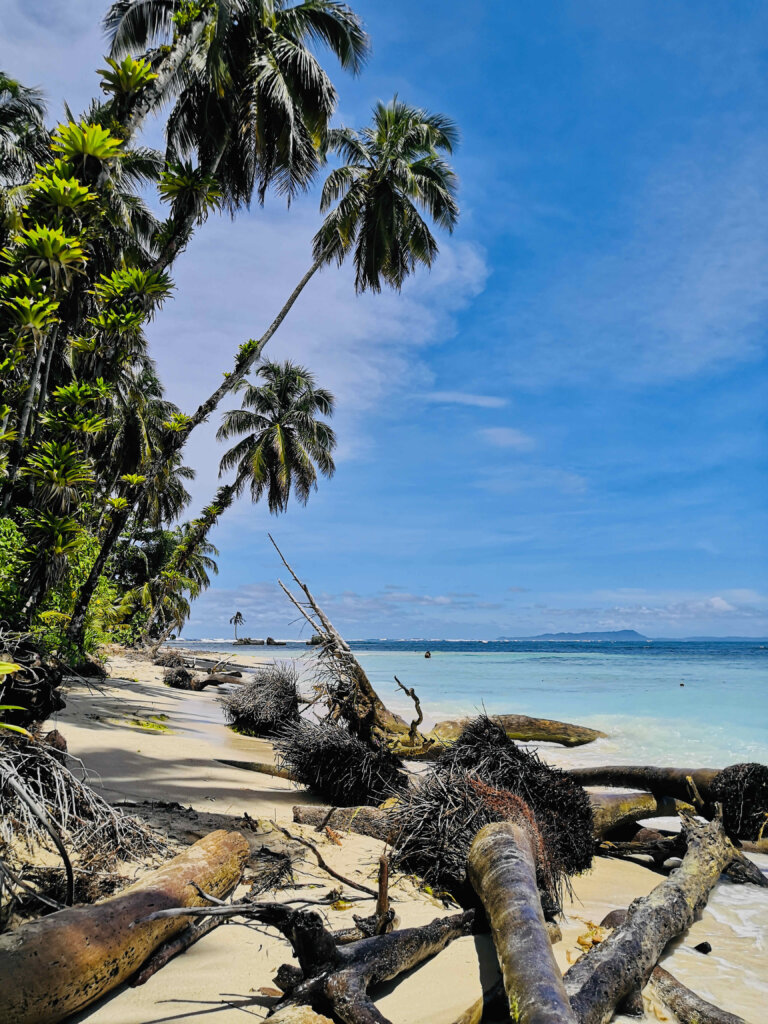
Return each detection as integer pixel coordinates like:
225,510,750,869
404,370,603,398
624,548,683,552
34,650,765,1024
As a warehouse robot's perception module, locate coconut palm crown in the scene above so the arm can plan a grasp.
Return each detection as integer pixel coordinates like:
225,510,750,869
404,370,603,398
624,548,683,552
314,96,460,293
217,360,335,514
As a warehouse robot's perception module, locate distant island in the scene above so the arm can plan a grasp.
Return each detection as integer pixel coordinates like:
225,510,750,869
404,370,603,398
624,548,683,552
499,629,649,642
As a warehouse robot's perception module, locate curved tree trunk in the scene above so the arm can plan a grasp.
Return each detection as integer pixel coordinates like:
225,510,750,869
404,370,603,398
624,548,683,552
648,966,746,1024
65,256,325,645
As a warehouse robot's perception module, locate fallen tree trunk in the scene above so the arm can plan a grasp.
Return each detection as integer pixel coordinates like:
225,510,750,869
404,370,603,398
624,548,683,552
590,791,693,837
468,821,578,1024
649,966,746,1024
564,811,740,1024
292,804,393,842
216,758,298,781
0,829,249,1024
569,765,719,802
429,715,606,752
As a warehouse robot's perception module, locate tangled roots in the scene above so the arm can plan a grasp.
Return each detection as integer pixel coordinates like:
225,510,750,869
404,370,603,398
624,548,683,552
440,716,594,877
220,662,300,737
711,762,768,840
274,719,408,807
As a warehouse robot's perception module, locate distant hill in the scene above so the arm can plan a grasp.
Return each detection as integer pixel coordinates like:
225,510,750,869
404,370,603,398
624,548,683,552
499,629,649,642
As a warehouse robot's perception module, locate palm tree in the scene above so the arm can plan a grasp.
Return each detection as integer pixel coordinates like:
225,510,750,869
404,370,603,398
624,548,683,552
66,97,458,644
230,610,244,641
0,72,48,190
218,361,336,512
139,361,334,645
104,0,370,270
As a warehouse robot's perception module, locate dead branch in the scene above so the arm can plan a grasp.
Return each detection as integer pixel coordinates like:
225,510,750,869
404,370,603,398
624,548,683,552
431,714,606,750
394,675,424,746
468,821,577,1024
590,791,693,837
272,823,378,897
292,804,393,843
216,757,298,781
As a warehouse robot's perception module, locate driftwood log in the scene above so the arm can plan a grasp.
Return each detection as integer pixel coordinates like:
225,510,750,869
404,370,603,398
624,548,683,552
648,965,746,1024
590,791,693,837
216,757,298,781
569,765,719,802
0,829,248,1024
430,715,605,751
563,811,744,1024
467,821,577,1024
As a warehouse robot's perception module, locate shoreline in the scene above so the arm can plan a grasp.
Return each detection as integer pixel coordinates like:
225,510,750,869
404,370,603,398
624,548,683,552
44,649,767,1023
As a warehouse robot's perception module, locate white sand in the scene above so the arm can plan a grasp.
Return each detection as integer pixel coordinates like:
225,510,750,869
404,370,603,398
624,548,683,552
41,654,765,1024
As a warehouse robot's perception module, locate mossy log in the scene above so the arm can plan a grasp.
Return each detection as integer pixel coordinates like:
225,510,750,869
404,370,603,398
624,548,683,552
429,715,606,752
0,829,249,1024
468,821,578,1024
590,791,693,838
564,811,741,1024
569,765,719,801
648,965,746,1024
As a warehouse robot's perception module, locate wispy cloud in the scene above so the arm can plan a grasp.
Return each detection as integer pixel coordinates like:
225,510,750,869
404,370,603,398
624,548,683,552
423,391,507,408
479,427,536,450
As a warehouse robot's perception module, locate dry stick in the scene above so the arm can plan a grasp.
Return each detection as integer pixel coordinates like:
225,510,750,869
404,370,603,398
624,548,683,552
273,823,378,898
394,675,423,746
131,916,223,987
3,771,74,906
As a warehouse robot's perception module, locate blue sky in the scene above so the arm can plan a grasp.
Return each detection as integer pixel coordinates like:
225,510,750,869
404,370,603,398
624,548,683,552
4,0,767,638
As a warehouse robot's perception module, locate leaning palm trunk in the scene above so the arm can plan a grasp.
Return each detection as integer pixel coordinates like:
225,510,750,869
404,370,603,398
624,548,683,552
66,253,327,645
0,330,51,512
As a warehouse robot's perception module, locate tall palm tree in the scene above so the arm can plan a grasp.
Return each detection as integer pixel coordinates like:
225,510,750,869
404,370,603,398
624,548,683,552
66,97,458,644
218,360,336,512
230,610,244,640
104,0,370,270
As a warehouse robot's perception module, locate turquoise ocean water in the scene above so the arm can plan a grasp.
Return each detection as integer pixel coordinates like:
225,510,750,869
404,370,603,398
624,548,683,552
169,638,768,768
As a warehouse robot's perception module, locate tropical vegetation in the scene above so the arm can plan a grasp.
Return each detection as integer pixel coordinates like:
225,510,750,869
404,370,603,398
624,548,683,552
0,0,459,669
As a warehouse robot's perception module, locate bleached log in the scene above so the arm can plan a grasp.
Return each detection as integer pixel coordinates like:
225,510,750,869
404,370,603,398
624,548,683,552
468,821,578,1024
0,829,249,1024
564,811,739,1024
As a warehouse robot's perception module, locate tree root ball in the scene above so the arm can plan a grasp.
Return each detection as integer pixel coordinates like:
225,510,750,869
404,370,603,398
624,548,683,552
162,667,195,689
711,762,768,840
391,770,562,910
154,652,187,668
274,720,409,807
393,716,594,894
220,662,300,737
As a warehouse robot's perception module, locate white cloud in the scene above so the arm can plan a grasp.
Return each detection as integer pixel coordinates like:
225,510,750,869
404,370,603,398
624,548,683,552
423,391,507,408
479,427,536,450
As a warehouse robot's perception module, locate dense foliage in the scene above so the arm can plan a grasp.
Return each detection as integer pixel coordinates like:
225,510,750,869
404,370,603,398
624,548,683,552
0,1,458,670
